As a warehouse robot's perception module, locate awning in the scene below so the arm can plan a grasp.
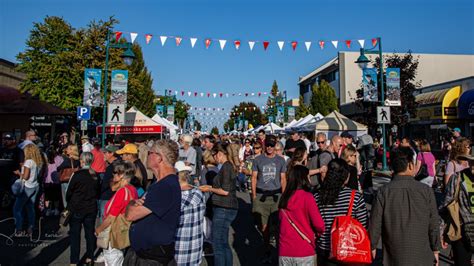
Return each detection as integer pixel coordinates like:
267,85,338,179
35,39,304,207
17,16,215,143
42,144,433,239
413,86,461,121
415,88,450,105
458,89,474,119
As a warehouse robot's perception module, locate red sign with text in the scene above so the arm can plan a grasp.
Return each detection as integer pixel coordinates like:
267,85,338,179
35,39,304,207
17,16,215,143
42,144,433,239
96,125,163,135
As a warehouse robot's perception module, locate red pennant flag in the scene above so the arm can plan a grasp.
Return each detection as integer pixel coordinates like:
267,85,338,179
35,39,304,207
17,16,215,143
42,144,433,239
245,93,249,97
372,38,378,47
205,39,211,49
258,92,261,97
345,40,351,48
263,41,269,50
234,40,241,50
194,92,198,97
291,41,298,51
145,34,153,44
219,93,223,97
207,92,210,97
175,37,182,46
232,93,235,96
181,91,185,96
319,40,325,49
115,32,122,42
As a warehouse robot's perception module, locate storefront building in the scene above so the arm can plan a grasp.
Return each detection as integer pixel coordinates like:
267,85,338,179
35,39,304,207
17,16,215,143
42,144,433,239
458,88,474,137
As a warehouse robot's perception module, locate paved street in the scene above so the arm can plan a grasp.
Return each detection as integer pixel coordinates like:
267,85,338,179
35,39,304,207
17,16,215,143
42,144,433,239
0,176,460,265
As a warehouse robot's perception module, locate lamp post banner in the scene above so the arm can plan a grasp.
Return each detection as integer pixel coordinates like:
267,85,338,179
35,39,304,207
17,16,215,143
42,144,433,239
110,70,128,105
362,68,378,102
167,105,175,122
385,68,401,106
287,106,295,121
277,106,284,123
156,105,165,117
83,68,102,107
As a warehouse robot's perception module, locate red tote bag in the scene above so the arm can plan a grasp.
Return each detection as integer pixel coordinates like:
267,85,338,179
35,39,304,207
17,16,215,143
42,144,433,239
330,190,372,264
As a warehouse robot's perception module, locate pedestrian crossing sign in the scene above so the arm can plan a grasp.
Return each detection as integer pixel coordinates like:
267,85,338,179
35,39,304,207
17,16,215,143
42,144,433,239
377,106,391,124
107,104,125,125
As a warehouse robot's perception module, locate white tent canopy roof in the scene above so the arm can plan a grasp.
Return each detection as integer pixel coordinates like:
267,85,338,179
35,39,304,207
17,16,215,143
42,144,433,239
151,114,179,131
313,110,367,132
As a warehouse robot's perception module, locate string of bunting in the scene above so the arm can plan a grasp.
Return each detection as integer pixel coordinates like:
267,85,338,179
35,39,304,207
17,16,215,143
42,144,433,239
114,31,378,52
166,90,271,98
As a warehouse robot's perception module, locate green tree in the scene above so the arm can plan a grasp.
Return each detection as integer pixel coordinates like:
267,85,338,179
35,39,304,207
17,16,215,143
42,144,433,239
310,80,338,116
194,120,202,131
224,102,265,131
271,80,279,97
16,16,155,118
266,80,284,121
296,95,312,119
355,51,420,129
211,126,219,135
174,100,190,128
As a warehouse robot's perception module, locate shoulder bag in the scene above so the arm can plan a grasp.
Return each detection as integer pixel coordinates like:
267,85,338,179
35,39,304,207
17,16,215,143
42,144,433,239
59,159,78,183
415,152,430,181
330,190,372,264
11,178,25,197
445,162,462,242
281,209,312,245
110,187,133,249
96,189,121,249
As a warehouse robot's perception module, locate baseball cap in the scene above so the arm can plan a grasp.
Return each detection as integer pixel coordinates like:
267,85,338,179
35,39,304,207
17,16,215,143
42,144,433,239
341,131,353,138
3,134,14,140
81,135,89,140
175,161,192,172
453,128,461,133
103,145,119,153
116,143,138,155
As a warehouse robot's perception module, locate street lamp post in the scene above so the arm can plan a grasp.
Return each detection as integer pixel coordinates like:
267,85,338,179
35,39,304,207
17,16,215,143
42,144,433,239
101,30,135,147
355,37,388,170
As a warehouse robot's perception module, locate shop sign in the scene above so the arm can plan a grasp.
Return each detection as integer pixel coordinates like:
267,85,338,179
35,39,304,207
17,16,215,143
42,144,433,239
444,107,457,116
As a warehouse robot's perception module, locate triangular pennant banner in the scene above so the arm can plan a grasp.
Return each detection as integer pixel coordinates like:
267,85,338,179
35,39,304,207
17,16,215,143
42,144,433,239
181,91,185,96
200,92,204,97
263,41,269,50
358,39,365,48
305,41,311,51
249,41,255,51
277,41,284,51
175,37,182,46
187,91,191,96
160,36,167,46
331,41,338,48
145,34,153,44
345,40,351,48
205,39,211,49
372,38,378,47
291,41,298,51
190,38,197,48
213,93,217,98
319,40,325,49
207,92,210,97
234,40,241,50
115,32,122,42
130,32,138,44
219,40,227,51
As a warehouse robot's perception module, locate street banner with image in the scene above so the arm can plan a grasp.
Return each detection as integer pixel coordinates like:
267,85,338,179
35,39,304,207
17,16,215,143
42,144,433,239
83,68,102,107
362,68,378,102
277,106,285,123
156,105,165,117
110,70,128,105
287,106,295,121
385,68,401,106
167,105,175,122
244,120,249,130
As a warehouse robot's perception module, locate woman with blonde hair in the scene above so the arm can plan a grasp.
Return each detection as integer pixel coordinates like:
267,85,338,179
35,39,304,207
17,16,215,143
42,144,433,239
341,145,361,190
13,144,43,236
57,144,80,207
444,137,471,186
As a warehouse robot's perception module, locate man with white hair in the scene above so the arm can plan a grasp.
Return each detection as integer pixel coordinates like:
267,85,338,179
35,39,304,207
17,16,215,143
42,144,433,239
179,135,198,185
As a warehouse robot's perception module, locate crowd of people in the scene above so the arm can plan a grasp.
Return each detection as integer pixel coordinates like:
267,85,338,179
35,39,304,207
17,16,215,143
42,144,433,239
0,127,473,265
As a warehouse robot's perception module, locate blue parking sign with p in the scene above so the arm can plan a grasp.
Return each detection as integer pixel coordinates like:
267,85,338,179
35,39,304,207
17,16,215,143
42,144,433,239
77,106,91,120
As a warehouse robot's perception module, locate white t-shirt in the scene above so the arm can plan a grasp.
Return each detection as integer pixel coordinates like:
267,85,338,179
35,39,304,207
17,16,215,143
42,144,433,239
23,159,39,188
82,142,94,153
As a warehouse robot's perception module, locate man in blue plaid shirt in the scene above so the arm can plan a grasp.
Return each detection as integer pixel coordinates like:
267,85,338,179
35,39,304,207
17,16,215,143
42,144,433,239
175,162,206,265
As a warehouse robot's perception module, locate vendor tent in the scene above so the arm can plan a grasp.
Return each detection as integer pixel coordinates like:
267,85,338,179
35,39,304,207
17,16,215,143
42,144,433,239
261,122,283,133
151,114,178,131
313,111,367,138
97,106,164,135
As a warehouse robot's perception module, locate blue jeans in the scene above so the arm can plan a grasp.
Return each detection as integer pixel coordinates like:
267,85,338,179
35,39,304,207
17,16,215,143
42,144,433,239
13,186,38,231
69,212,96,264
98,199,108,223
212,207,237,266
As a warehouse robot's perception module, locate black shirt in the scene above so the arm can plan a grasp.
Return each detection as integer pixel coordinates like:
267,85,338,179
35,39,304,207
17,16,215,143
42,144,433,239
66,169,99,215
101,158,120,200
134,159,148,188
0,146,23,178
284,139,306,158
212,161,238,209
346,165,359,190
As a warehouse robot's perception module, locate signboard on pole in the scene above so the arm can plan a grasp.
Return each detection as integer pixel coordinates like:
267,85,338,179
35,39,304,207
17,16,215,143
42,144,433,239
277,106,284,123
377,106,391,124
287,107,295,121
363,68,378,102
156,105,165,117
83,68,102,107
77,106,91,120
80,120,88,131
167,105,175,122
108,104,125,124
109,70,128,105
385,68,401,106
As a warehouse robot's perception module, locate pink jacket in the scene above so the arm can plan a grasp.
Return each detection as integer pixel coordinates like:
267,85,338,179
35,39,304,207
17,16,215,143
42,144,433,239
279,189,325,257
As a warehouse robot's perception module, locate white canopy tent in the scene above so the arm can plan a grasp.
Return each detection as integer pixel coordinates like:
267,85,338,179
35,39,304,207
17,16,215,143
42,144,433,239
312,111,368,139
97,106,165,136
261,122,283,133
151,114,179,140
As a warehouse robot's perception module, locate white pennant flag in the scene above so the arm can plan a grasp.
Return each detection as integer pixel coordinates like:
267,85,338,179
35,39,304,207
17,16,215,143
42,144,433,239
174,91,178,96
248,41,255,51
200,92,204,97
130,32,138,43
305,41,312,51
187,91,191,97
219,40,227,51
226,93,229,98
277,41,285,51
358,39,365,48
251,93,255,96
331,41,338,48
190,38,197,48
213,93,217,98
160,36,168,46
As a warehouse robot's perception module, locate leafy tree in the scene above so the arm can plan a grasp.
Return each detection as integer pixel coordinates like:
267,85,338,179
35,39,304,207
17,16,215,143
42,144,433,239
271,80,279,97
194,120,202,131
310,80,338,116
174,100,190,128
266,80,285,122
296,95,312,119
211,126,219,135
224,102,265,131
16,16,155,119
354,51,420,129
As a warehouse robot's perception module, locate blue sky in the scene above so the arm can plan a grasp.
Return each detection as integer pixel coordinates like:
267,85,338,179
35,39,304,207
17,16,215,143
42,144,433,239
1,0,473,130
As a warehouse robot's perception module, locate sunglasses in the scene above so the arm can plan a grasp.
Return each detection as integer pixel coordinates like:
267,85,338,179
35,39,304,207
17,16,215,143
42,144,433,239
266,143,276,148
316,141,325,144
113,171,121,175
254,147,262,150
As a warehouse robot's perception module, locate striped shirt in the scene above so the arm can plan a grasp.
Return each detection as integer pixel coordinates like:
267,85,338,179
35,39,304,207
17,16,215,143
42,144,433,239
175,188,206,266
314,187,368,251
